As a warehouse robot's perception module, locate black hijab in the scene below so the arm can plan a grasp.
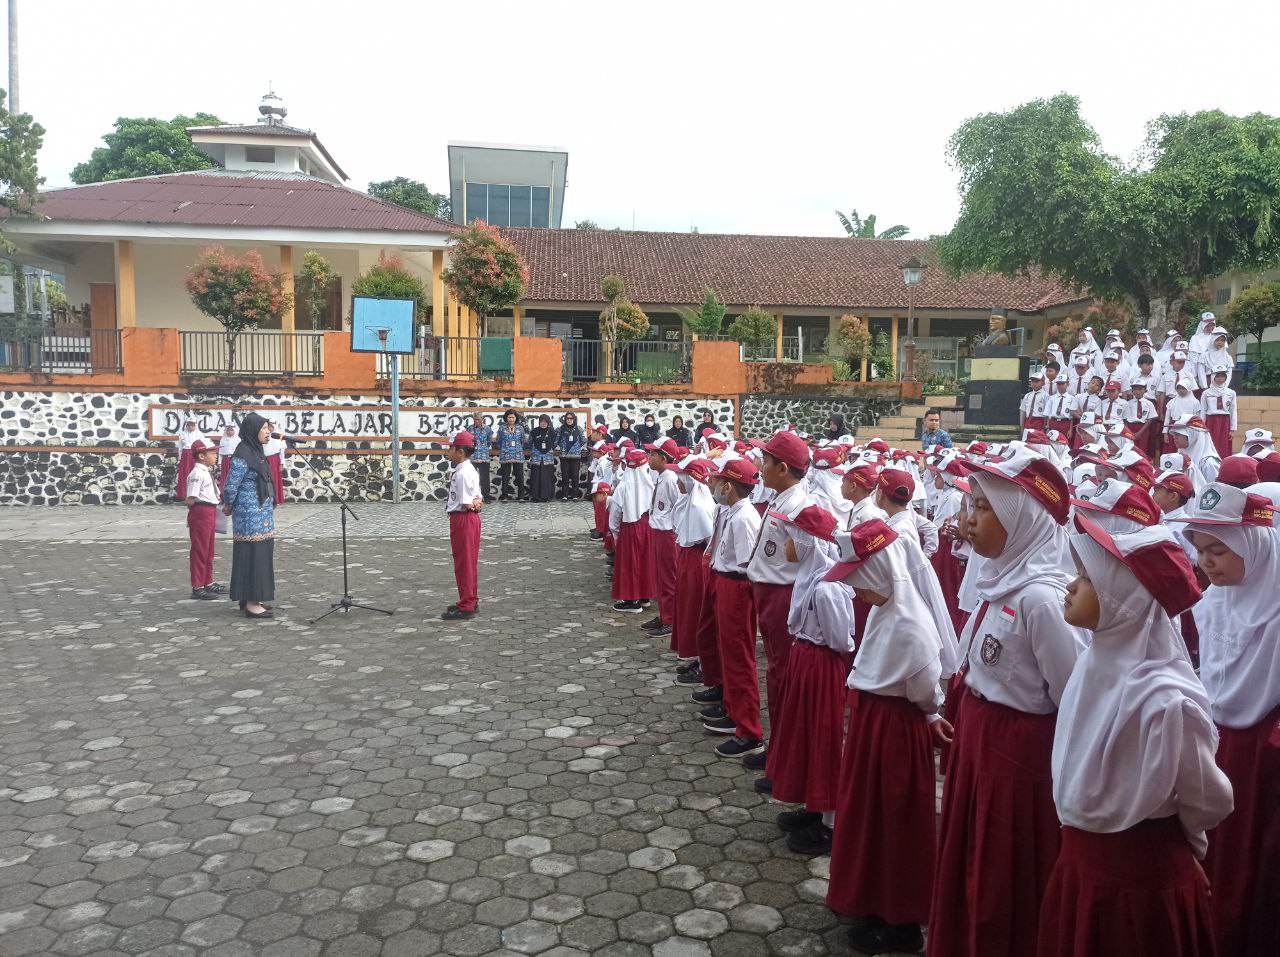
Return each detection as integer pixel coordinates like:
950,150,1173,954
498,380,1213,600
232,412,275,505
826,413,847,440
532,414,556,454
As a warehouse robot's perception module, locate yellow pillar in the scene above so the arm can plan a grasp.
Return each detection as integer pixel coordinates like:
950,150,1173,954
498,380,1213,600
279,245,295,372
116,240,137,328
859,313,870,381
774,312,784,360
890,314,900,379
513,304,523,333
432,250,446,337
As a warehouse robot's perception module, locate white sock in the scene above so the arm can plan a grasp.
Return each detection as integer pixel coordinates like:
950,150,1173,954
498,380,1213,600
821,811,835,828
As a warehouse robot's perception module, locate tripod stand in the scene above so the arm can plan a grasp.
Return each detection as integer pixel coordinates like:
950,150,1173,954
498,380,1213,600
291,447,393,624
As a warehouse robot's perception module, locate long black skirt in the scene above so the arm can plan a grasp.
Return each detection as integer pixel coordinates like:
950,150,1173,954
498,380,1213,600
529,463,557,502
231,538,276,603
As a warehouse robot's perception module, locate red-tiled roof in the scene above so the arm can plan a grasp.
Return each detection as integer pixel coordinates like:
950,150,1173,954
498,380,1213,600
19,171,457,233
505,228,1085,313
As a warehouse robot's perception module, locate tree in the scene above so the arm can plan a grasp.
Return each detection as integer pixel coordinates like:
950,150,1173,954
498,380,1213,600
598,275,650,340
727,306,778,350
297,251,338,330
0,89,46,330
868,331,895,379
367,177,450,218
70,114,221,184
673,288,726,338
1223,282,1280,358
443,221,528,336
351,251,430,325
1045,300,1142,353
835,209,909,239
937,95,1280,330
185,247,291,372
832,314,873,368
573,219,601,230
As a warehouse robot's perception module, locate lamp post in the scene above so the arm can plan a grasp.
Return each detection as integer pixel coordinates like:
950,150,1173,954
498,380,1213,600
901,256,925,381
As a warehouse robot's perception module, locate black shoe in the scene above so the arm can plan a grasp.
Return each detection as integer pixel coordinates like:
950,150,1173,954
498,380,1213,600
775,809,822,833
698,705,727,721
191,587,218,601
243,607,273,619
676,659,700,675
441,607,476,620
785,822,833,856
691,685,723,704
499,494,511,502
676,666,703,685
205,582,228,594
702,714,736,735
715,736,765,759
649,624,672,638
606,554,615,564
613,600,644,613
742,748,768,771
640,616,663,630
753,776,773,794
847,921,922,955
589,530,603,540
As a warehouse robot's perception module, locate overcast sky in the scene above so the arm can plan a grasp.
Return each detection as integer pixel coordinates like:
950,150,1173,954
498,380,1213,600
15,0,1280,238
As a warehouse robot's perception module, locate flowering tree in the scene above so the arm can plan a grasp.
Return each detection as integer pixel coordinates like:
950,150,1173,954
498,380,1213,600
728,306,778,351
185,246,291,371
443,221,528,335
298,251,338,330
351,251,430,324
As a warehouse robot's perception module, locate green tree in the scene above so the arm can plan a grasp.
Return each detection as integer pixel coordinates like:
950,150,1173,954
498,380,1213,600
868,331,895,379
184,247,292,372
573,219,601,229
598,275,650,340
70,114,222,183
835,209,909,239
297,251,338,330
832,314,873,368
352,251,430,325
0,89,46,330
673,287,726,338
938,95,1280,330
367,177,450,218
443,221,528,335
727,306,778,350
1223,282,1280,358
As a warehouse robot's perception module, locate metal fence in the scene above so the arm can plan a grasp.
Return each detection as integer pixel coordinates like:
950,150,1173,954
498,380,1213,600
906,336,969,380
0,325,123,374
562,338,691,383
179,331,325,376
377,337,513,381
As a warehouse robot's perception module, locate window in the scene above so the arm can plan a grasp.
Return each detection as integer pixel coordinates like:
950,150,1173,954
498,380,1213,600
531,187,550,228
465,182,487,224
245,145,276,164
1215,287,1232,305
465,183,551,227
488,185,510,226
509,185,531,227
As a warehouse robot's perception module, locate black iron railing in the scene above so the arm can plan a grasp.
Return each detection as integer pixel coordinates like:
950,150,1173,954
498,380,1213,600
0,325,123,374
377,337,512,381
180,331,325,376
562,338,691,383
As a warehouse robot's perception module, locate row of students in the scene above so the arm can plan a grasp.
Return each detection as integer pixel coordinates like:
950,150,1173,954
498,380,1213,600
582,423,1276,956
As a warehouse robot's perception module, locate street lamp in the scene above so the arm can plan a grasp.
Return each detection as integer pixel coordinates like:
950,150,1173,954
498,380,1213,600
900,256,925,381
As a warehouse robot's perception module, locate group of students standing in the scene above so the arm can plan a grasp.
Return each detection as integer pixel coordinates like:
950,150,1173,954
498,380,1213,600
556,407,1279,956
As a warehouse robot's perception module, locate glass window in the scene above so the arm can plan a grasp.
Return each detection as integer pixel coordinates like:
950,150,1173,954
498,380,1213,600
488,184,510,226
245,145,276,163
509,185,531,227
531,186,550,228
465,182,486,224
1215,287,1232,305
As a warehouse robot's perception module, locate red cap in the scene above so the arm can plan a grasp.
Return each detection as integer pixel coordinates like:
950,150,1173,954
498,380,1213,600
1104,380,1122,392
625,449,649,466
705,434,729,450
644,437,682,461
877,468,916,504
824,519,898,582
836,463,879,490
970,446,1072,525
866,439,890,454
1217,454,1260,488
717,457,760,486
1252,449,1280,483
190,438,217,454
680,459,712,483
1073,515,1202,618
1071,479,1159,527
1155,469,1194,499
1023,429,1051,446
750,430,812,471
812,447,841,469
765,503,838,542
450,431,475,449
889,449,918,464
1170,483,1276,527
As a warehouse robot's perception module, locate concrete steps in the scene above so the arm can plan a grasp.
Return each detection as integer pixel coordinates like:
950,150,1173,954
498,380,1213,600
851,392,962,446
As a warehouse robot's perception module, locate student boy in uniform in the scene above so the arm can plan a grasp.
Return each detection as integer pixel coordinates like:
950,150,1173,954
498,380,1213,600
185,438,225,600
1123,380,1159,460
642,438,682,639
442,431,483,621
1020,372,1047,432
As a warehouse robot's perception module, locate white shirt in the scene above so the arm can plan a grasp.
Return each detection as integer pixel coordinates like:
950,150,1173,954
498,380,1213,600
446,459,483,513
186,462,220,505
264,437,287,457
647,469,680,532
711,497,761,574
1020,390,1048,419
1046,390,1075,420
913,511,939,557
746,482,811,585
885,507,920,547
1072,393,1102,417
1066,371,1093,396
844,496,887,530
1098,395,1127,424
961,583,1089,715
1122,397,1158,423
1200,387,1237,429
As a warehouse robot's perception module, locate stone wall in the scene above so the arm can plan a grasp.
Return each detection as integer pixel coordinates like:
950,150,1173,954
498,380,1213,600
738,394,898,438
1,391,736,505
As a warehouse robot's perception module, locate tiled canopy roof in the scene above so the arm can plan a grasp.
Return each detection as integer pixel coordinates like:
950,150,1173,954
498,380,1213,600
504,228,1085,313
20,171,457,233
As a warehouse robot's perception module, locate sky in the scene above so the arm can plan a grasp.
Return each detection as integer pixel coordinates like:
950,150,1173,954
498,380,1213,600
14,0,1280,239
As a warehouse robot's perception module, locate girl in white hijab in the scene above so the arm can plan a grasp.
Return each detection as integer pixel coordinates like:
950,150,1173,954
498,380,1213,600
824,522,951,956
928,449,1089,957
1175,483,1280,957
174,418,206,500
1167,415,1220,488
1187,312,1219,362
1038,518,1232,957
217,424,239,487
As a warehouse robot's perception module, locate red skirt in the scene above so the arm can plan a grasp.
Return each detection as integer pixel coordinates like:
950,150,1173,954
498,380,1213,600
928,692,1061,957
827,689,935,925
592,495,608,535
268,453,285,504
672,543,706,658
175,448,194,498
1036,819,1215,957
611,516,655,601
938,671,969,776
1204,415,1232,458
930,546,967,634
766,641,847,812
219,455,232,488
650,528,678,629
1046,417,1073,443
1023,416,1046,433
1204,706,1280,957
694,553,721,685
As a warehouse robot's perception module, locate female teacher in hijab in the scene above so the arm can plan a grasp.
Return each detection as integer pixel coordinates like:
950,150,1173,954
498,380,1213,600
221,412,277,619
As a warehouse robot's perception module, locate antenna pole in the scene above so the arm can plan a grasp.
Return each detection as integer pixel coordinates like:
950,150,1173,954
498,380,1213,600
8,0,18,112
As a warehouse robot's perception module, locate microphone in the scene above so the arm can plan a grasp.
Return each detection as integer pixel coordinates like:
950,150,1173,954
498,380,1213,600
272,433,305,447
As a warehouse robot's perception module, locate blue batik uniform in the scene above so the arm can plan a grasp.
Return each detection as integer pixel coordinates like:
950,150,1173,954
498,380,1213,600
556,425,586,457
496,425,527,463
471,425,494,464
222,457,275,540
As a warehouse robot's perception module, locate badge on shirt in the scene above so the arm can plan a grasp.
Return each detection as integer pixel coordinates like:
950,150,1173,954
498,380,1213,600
764,540,777,557
980,633,1002,665
998,605,1017,626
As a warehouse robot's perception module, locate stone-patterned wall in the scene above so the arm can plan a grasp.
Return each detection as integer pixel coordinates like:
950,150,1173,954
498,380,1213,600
0,391,736,505
738,394,898,438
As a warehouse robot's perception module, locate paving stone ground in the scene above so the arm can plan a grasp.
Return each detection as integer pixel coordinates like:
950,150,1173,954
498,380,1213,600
0,502,919,956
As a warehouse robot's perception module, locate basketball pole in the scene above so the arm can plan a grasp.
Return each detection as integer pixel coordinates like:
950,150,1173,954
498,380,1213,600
390,351,401,504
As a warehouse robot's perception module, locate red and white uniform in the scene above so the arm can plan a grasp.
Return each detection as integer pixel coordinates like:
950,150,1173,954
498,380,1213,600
1200,383,1237,459
647,468,681,629
671,470,716,659
712,497,763,740
185,460,219,589
446,458,483,612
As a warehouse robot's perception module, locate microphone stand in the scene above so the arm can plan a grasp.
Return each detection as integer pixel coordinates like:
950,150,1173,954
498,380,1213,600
287,441,393,624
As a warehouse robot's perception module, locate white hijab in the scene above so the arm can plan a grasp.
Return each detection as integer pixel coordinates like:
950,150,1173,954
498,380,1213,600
1169,423,1220,490
616,463,652,523
218,428,240,456
788,536,855,655
1188,316,1218,356
675,475,717,545
177,423,206,451
1053,532,1229,856
971,472,1075,602
809,468,852,522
